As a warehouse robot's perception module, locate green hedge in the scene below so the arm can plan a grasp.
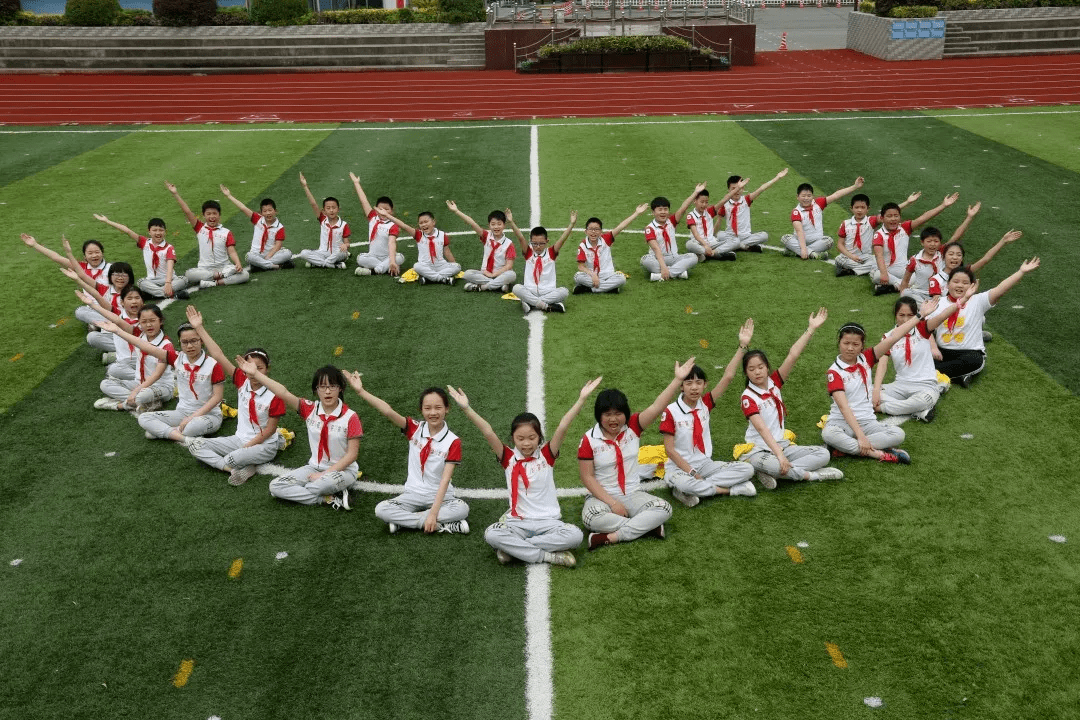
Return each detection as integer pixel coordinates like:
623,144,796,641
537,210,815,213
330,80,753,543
250,0,307,25
0,0,21,21
152,0,215,26
64,0,120,26
537,35,713,57
890,4,938,15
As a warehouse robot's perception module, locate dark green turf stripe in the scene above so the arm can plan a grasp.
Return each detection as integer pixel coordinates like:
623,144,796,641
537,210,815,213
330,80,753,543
0,127,133,188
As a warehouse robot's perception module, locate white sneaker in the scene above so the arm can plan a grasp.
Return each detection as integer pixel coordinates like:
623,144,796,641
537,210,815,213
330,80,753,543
495,549,512,565
678,270,689,279
463,282,478,291
186,437,205,453
199,280,216,289
228,466,256,486
811,251,830,260
144,431,155,439
649,272,662,282
135,399,162,415
437,520,469,534
93,397,116,410
671,487,700,508
305,262,313,268
502,284,511,293
808,467,844,482
730,480,757,497
101,352,116,365
445,276,455,286
387,522,399,534
755,470,778,490
355,267,372,276
547,551,577,568
521,301,531,314
339,490,351,510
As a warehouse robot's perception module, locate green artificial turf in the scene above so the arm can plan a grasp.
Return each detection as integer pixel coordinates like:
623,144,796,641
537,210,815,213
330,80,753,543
927,106,1080,174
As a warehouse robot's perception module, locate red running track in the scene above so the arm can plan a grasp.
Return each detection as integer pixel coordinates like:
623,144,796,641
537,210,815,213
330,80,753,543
1,50,1079,125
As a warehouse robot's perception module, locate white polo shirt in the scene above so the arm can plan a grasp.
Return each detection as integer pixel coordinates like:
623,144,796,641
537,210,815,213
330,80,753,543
193,220,236,268
577,413,644,497
500,443,561,521
686,206,719,241
249,212,286,256
137,236,177,281
741,371,787,445
232,368,287,443
720,196,755,238
873,220,914,276
317,213,350,254
367,209,399,258
881,321,937,386
413,228,450,265
791,197,828,242
659,393,716,470
577,232,616,275
165,348,225,415
644,216,682,257
523,247,559,292
837,215,879,259
298,398,363,473
403,417,461,501
930,290,993,352
826,349,878,423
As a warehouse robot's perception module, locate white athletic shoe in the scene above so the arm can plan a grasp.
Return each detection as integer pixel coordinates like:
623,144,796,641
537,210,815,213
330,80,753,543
755,470,778,490
521,301,531,314
94,397,118,411
305,262,313,268
808,467,844,482
677,271,689,279
811,251,830,260
144,431,155,439
547,551,577,568
135,399,162,415
649,272,663,282
437,520,469,534
101,352,116,365
502,283,511,293
199,280,216,290
495,549,512,565
463,282,478,292
387,522,399,534
228,466,256,486
671,487,700,508
730,480,757,497
355,267,372,276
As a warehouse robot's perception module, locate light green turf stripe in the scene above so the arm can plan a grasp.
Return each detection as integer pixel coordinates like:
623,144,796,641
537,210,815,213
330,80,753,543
1,125,339,411
925,107,1080,174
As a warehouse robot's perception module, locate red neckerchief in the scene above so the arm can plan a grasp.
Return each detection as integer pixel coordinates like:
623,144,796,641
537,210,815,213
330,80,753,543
426,233,438,262
259,222,270,253
882,226,901,262
182,353,205,400
149,241,165,273
946,297,966,332
419,436,433,473
844,360,868,386
761,385,786,427
851,219,863,250
324,219,338,253
485,233,500,273
803,203,817,228
916,253,939,275
661,222,673,253
690,407,706,454
205,225,216,255
602,434,626,494
729,200,740,235
510,455,534,519
317,403,346,464
248,384,261,432
532,249,543,285
85,262,106,282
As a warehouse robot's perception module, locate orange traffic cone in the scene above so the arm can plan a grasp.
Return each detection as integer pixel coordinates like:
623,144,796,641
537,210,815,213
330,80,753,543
779,32,789,51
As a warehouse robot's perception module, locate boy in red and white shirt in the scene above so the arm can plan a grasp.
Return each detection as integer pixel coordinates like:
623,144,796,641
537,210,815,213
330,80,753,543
835,191,921,278
713,168,788,255
684,183,741,262
641,183,704,281
94,213,189,298
447,201,522,292
512,213,576,313
572,202,648,294
380,208,461,285
166,181,249,290
781,176,864,260
350,173,405,277
872,192,957,295
297,172,351,269
898,227,944,303
220,185,293,272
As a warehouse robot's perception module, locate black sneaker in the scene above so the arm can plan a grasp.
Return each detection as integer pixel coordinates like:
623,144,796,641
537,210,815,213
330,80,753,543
549,302,566,313
281,260,295,269
835,265,855,277
982,330,993,343
607,286,620,294
914,405,937,423
572,285,591,295
175,289,190,300
718,252,737,261
873,283,898,296
746,245,763,253
646,523,666,540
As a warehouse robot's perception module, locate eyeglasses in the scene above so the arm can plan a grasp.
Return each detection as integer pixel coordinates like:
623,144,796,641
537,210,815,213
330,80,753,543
179,338,201,346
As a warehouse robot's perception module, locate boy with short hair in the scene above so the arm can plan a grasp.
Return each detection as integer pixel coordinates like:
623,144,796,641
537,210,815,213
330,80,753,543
573,202,649,294
349,172,404,277
781,176,864,260
835,191,921,277
93,213,188,298
641,183,705,281
714,168,789,254
512,211,577,313
297,172,351,269
871,192,958,295
684,183,745,262
447,201,523,293
898,227,944,302
377,207,461,285
219,185,293,272
165,181,249,290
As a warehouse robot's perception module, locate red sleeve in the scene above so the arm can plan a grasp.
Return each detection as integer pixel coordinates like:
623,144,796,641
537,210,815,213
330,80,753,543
501,445,515,468
745,196,754,207
576,436,593,461
668,216,680,230
685,214,698,229
137,235,148,249
166,346,179,366
298,398,315,419
232,367,245,389
628,412,644,436
341,223,351,239
869,216,880,229
367,209,377,221
269,396,287,418
549,248,558,260
902,220,914,234
815,197,828,210
719,205,728,218
576,247,586,263
916,320,931,339
443,235,451,246
707,206,718,218
211,363,226,383
505,243,517,259
790,208,802,223
872,232,885,247
317,213,326,223
906,257,917,272
541,443,557,466
702,394,715,412
224,231,236,248
194,220,205,234
403,416,419,440
388,224,399,237
524,247,534,261
603,232,615,247
741,395,760,418
837,222,848,238
274,227,285,242
864,349,878,366
658,408,675,435
771,371,784,389
413,229,423,241
929,277,942,296
827,369,845,394
166,245,177,260
347,413,363,439
95,281,109,296
445,438,462,464
250,211,261,226
644,226,657,242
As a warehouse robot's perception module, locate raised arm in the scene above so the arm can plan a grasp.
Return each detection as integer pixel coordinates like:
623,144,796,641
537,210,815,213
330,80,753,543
971,229,1022,274
447,386,505,457
551,210,578,253
778,308,827,381
375,208,416,239
923,291,968,332
898,190,922,212
710,319,754,402
747,168,789,202
825,176,865,205
186,305,235,377
238,356,300,411
676,182,708,220
93,214,141,242
349,172,374,216
948,201,980,244
97,318,167,360
872,298,939,358
219,185,254,218
20,233,72,267
610,203,650,237
910,192,959,230
346,373,407,429
550,376,603,455
445,199,485,238
165,181,198,227
988,257,1039,306
298,172,321,218
505,207,527,252
639,357,697,429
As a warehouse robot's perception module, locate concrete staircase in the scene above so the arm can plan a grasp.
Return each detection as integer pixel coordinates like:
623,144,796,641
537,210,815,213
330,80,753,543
0,24,487,72
943,10,1080,57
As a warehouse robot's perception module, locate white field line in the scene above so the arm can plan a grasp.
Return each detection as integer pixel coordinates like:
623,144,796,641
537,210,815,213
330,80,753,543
1,108,1077,135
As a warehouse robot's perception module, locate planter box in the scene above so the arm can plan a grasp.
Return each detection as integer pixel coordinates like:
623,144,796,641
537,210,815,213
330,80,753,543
519,48,730,73
648,50,690,71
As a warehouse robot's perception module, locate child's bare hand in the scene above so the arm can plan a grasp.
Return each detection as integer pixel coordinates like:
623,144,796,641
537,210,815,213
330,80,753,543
344,370,364,393
967,201,982,217
1020,256,1040,274
853,176,865,188
61,267,79,281
423,509,439,534
96,319,119,333
1001,229,1022,244
776,168,789,179
219,184,231,197
164,180,177,193
298,172,307,186
569,210,578,225
445,199,458,212
579,376,603,400
635,202,649,214
349,172,359,183
504,208,514,223
906,191,922,204
186,304,203,328
738,177,750,189
921,297,940,316
93,214,108,223
674,356,697,380
19,233,35,246
942,192,960,206
738,318,755,347
446,386,469,409
235,355,260,378
808,307,828,330
389,261,400,277
694,181,707,193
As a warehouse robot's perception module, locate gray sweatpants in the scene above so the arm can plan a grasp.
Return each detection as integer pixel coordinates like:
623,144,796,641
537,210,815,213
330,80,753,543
138,409,223,439
572,271,625,293
513,283,568,310
138,275,188,298
901,286,931,303
414,259,461,283
718,230,768,250
686,234,739,257
75,304,106,329
582,490,672,543
870,265,904,288
298,249,348,268
374,490,469,529
834,253,876,275
106,356,136,381
878,381,939,417
485,516,583,563
666,458,754,498
462,268,516,291
781,234,834,255
640,252,698,276
86,329,116,352
745,441,831,481
189,433,285,471
185,266,250,285
356,251,405,274
269,464,357,505
99,375,175,406
821,418,905,455
247,249,294,271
